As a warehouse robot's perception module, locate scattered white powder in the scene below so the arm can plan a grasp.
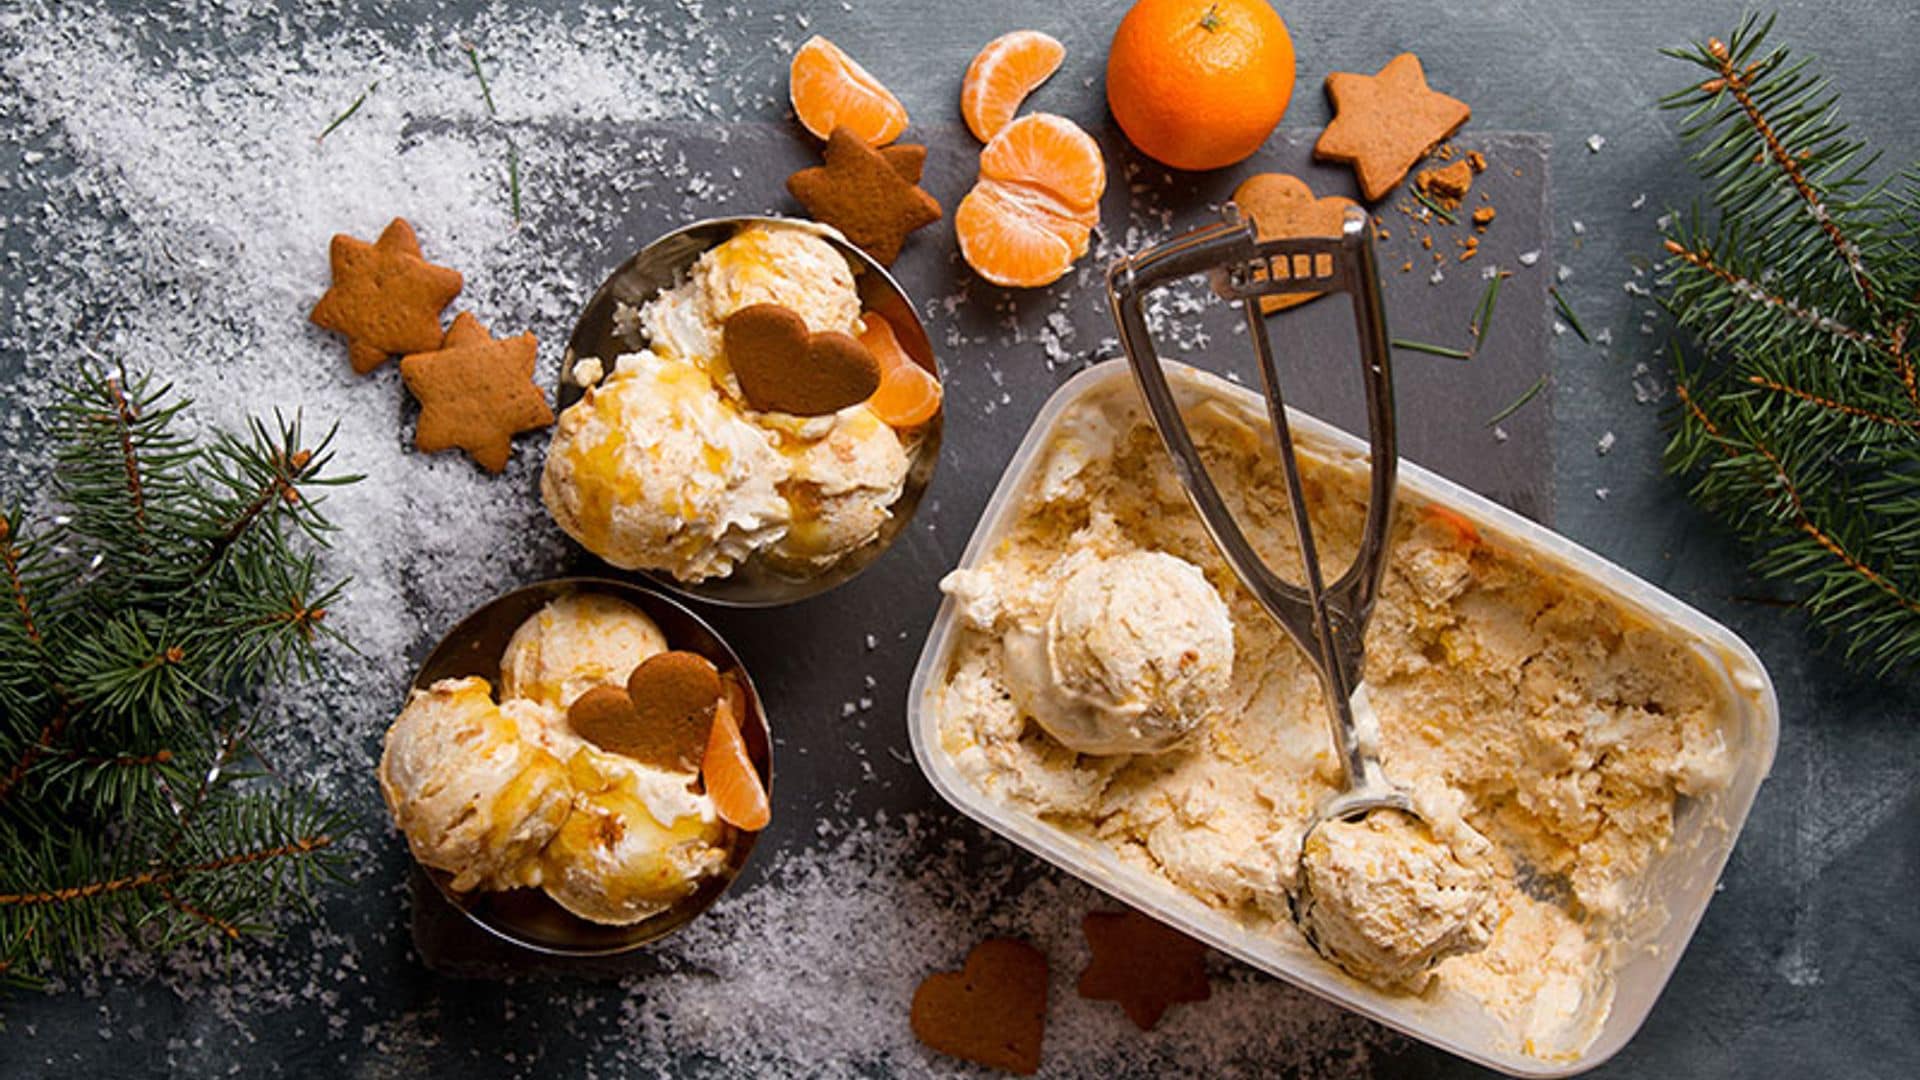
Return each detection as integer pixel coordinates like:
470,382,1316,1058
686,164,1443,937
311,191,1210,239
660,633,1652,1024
0,3,1410,1074
628,817,1397,1077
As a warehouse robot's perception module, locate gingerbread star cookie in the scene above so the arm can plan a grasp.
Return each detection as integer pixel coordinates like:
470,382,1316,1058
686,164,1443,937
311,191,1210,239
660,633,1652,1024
787,126,942,265
1314,53,1470,202
1231,173,1360,314
310,218,464,374
398,312,552,474
1077,909,1211,1031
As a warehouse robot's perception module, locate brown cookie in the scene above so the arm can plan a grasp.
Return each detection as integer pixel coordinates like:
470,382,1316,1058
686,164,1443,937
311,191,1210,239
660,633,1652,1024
1077,909,1210,1031
787,126,943,265
911,938,1048,1075
310,218,464,374
1231,173,1361,314
723,303,881,416
1314,53,1471,202
880,143,927,185
398,312,553,474
566,685,645,755
1416,158,1475,202
619,650,723,772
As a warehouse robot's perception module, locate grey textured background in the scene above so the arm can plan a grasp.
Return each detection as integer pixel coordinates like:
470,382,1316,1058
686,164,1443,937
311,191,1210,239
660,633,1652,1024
3,1,1918,1078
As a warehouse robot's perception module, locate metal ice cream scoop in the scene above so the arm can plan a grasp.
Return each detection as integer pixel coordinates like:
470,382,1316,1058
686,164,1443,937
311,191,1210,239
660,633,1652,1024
1105,208,1450,975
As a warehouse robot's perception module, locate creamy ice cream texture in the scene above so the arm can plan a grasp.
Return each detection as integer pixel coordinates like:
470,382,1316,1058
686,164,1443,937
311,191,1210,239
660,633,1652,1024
378,677,571,893
934,382,1734,1058
1297,809,1496,992
542,222,915,582
500,591,671,708
379,596,731,924
947,549,1234,755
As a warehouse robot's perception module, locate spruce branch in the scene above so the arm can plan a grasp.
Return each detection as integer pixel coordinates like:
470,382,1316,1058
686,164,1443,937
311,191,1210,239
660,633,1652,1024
0,366,357,990
1659,14,1920,673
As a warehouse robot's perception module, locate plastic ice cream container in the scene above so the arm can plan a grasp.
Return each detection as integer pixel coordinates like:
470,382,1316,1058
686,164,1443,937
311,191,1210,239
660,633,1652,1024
907,359,1777,1077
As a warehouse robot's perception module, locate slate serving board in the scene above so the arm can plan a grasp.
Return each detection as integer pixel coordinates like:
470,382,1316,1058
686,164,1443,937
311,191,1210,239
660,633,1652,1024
409,119,1554,974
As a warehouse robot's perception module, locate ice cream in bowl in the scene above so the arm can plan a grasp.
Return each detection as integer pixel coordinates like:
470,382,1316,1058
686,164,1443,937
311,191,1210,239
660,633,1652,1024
379,577,772,956
543,216,942,606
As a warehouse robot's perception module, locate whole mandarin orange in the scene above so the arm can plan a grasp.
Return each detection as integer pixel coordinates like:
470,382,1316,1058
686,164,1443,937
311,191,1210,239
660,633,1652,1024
1106,0,1296,171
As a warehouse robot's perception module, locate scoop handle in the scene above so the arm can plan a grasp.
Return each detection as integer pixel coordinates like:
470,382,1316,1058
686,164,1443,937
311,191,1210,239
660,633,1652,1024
1106,210,1398,791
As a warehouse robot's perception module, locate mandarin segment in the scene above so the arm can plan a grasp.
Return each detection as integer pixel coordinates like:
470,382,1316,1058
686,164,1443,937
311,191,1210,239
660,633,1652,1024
702,697,770,832
978,113,1106,217
789,35,909,147
868,360,943,428
960,30,1066,143
857,312,913,372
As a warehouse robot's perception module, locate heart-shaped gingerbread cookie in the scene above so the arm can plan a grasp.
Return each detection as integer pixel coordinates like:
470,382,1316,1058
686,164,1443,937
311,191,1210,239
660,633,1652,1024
1231,173,1361,314
723,303,881,416
565,650,721,772
910,938,1049,1075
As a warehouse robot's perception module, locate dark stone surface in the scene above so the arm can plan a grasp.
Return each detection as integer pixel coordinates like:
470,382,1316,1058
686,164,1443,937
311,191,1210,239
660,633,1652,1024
2,2,1917,1079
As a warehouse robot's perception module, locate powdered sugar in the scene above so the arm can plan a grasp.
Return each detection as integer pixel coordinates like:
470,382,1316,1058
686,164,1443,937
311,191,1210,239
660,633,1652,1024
0,3,1405,1073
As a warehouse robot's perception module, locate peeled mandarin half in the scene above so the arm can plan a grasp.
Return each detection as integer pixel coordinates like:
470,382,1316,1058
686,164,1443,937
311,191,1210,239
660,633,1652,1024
703,697,771,832
956,113,1107,288
789,35,910,146
960,30,1067,143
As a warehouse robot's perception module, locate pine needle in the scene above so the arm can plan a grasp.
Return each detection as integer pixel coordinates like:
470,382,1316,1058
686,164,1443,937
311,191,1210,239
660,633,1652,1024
461,40,521,226
316,81,376,142
1485,374,1548,427
1470,270,1510,343
1550,286,1591,343
1408,186,1458,224
1392,338,1472,360
461,41,497,117
507,143,522,226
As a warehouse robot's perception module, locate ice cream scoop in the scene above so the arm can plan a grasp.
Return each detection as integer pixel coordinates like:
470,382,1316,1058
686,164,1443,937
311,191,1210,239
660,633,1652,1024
558,215,941,606
1294,808,1495,991
1002,550,1234,755
378,677,572,893
499,592,668,708
405,577,773,956
1109,210,1490,987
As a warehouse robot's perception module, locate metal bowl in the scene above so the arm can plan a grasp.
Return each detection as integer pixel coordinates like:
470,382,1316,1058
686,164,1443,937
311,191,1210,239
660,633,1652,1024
406,576,772,957
555,214,942,607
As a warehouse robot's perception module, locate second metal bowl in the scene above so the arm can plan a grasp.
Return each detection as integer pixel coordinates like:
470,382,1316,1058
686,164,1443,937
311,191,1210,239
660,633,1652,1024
407,575,773,958
556,214,943,607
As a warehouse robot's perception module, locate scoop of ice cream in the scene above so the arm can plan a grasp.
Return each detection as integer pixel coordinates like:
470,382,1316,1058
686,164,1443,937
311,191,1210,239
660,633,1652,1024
377,677,572,892
1296,809,1496,992
541,349,792,582
538,735,731,925
499,593,668,709
768,405,911,570
643,222,862,397
1002,551,1234,755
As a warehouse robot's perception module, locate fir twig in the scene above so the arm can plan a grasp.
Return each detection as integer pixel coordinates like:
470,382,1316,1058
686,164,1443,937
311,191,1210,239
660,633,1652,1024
1,367,356,986
1658,15,1920,672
